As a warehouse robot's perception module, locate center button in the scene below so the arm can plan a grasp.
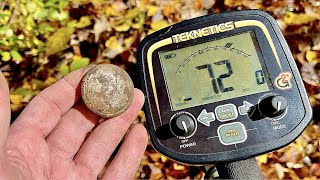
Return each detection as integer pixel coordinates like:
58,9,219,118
217,122,247,145
215,104,238,121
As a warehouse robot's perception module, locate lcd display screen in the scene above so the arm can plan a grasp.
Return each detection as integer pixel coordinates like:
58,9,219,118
159,31,270,111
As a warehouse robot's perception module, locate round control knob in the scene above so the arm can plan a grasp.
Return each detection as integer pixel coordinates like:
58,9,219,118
169,113,196,137
259,96,288,118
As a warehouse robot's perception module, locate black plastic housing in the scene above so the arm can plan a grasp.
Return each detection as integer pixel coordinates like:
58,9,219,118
137,10,312,164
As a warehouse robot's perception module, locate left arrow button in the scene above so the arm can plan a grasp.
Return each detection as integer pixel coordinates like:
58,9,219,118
197,109,215,127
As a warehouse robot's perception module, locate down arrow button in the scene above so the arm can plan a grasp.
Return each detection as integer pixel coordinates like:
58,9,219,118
197,109,215,127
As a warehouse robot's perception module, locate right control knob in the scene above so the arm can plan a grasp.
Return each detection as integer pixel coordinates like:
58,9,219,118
259,96,288,118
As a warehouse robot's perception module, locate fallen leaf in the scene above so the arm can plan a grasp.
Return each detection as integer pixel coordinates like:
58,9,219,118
146,5,159,16
105,36,119,50
13,87,33,96
173,163,185,171
44,77,57,87
46,26,75,56
93,16,112,42
150,20,169,31
301,62,320,86
284,12,319,25
310,163,320,176
194,0,202,10
114,22,132,32
306,50,319,62
10,94,23,105
10,50,23,63
257,154,268,164
162,6,176,18
274,163,288,179
105,6,122,17
1,51,11,61
125,8,140,19
77,16,92,28
59,64,70,76
70,56,90,71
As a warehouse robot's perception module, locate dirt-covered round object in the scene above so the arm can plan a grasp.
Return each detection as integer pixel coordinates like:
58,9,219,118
81,64,134,118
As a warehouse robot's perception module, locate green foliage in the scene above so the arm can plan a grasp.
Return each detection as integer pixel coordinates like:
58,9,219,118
70,56,90,72
10,50,22,62
0,0,72,63
45,26,75,56
59,64,70,76
111,8,146,32
59,56,90,76
13,87,33,96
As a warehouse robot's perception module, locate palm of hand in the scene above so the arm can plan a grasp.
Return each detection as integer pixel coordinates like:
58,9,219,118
0,67,147,180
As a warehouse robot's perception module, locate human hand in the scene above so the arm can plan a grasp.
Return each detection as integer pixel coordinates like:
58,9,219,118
0,66,148,180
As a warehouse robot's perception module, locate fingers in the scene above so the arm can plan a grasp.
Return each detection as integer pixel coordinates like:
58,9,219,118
102,124,148,180
12,65,95,137
46,100,101,159
74,89,144,178
0,72,10,148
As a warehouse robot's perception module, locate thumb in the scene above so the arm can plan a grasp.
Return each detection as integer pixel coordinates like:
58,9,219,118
0,71,10,148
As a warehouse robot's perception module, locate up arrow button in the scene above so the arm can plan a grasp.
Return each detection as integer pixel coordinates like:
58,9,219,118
197,109,215,127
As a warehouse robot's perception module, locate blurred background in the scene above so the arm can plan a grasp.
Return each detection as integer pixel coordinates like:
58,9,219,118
0,0,320,179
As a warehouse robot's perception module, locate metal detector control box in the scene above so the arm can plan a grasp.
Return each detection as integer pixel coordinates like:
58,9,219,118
137,10,312,164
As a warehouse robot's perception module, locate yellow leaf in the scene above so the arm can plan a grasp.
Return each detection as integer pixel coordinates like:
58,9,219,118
173,163,185,170
306,50,318,62
138,110,146,123
224,0,243,7
309,96,317,107
105,36,119,50
11,104,20,112
160,155,167,162
1,51,11,61
77,16,92,28
146,5,158,16
113,18,127,26
125,8,140,19
31,48,38,56
147,29,155,35
124,36,135,48
10,94,23,105
150,20,169,31
284,12,319,25
105,6,122,17
90,0,105,9
257,154,268,164
132,12,146,29
44,77,57,87
114,22,132,32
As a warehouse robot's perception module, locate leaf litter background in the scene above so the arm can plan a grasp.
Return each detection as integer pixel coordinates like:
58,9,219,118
1,0,320,179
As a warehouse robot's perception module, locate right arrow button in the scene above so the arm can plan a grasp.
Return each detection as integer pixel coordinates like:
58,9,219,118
238,101,255,115
197,109,215,127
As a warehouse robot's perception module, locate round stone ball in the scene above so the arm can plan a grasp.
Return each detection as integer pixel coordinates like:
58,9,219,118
81,64,134,118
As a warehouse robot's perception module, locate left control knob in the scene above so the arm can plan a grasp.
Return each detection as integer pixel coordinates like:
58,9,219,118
169,113,197,137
